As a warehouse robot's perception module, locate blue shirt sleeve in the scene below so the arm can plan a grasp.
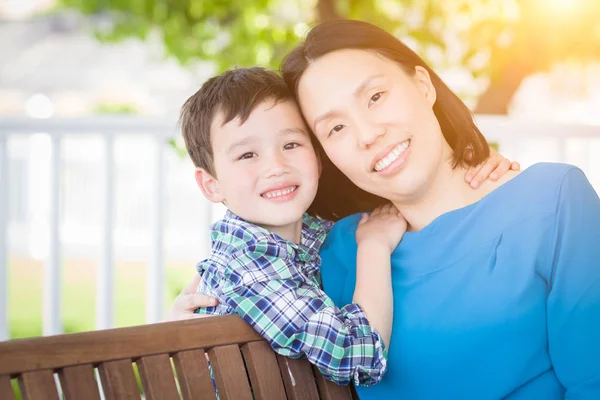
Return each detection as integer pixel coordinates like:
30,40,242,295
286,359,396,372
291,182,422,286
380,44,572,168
546,167,600,397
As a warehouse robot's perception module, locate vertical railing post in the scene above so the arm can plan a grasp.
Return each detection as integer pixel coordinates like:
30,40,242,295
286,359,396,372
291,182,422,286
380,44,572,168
97,134,115,330
43,134,62,336
147,134,165,323
0,134,9,341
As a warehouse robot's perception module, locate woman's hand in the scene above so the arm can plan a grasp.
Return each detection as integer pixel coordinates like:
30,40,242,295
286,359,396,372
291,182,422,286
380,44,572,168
465,151,520,189
164,274,219,321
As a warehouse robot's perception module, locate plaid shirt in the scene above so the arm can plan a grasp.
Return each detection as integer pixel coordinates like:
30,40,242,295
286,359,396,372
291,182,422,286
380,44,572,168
195,210,387,386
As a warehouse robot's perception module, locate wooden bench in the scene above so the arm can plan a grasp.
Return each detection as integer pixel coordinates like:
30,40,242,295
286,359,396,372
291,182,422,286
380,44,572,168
0,315,357,400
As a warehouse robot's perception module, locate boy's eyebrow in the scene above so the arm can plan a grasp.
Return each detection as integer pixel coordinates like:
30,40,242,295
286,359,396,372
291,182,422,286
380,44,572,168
279,127,307,136
226,128,306,154
226,137,252,154
313,74,384,132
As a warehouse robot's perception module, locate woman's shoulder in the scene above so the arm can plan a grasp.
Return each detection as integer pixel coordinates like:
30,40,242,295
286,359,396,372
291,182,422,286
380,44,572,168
489,162,584,205
322,213,363,248
520,162,591,203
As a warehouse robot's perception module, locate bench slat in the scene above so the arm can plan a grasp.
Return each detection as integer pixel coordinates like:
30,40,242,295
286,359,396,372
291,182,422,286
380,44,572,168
276,354,320,400
0,375,16,400
0,316,261,375
136,354,179,400
208,345,253,400
313,365,353,400
241,341,287,400
59,364,101,399
19,370,59,400
172,349,216,400
98,359,141,400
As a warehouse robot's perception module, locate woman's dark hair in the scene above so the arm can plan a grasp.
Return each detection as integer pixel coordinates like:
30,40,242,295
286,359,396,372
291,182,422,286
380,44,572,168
282,20,490,221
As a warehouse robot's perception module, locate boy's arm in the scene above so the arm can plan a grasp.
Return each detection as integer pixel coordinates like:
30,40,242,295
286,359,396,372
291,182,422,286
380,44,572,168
353,241,393,349
352,204,406,350
221,242,387,387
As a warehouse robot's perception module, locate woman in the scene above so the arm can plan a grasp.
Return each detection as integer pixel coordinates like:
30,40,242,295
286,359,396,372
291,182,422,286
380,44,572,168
173,20,600,399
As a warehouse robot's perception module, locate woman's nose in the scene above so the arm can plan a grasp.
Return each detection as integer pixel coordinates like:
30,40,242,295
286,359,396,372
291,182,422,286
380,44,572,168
357,121,386,149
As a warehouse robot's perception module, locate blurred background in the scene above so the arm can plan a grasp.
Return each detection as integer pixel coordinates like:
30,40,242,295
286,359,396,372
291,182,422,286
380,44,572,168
1,0,599,340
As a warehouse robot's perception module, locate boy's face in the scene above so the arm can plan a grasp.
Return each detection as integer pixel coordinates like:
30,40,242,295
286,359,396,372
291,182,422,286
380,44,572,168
197,99,320,231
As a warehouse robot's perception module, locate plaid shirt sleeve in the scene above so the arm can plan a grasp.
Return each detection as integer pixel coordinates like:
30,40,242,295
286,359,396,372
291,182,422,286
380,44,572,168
216,239,388,387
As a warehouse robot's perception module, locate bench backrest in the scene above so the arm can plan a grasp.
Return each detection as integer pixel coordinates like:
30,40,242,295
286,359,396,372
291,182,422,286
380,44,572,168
0,316,356,400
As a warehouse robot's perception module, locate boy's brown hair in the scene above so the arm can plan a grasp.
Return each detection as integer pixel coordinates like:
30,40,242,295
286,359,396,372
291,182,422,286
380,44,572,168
179,67,293,176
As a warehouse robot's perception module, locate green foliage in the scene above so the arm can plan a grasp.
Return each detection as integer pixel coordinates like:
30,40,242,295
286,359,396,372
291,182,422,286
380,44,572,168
93,102,139,114
58,0,600,109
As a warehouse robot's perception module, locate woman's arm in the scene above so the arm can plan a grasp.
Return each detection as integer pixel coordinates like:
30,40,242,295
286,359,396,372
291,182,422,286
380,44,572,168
164,274,218,321
546,167,600,398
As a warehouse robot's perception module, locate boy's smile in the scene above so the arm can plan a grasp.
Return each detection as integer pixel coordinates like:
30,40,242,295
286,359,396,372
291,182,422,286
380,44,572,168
196,99,320,242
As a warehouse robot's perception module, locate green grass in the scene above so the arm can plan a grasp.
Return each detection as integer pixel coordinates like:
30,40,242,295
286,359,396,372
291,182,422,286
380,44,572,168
8,257,194,339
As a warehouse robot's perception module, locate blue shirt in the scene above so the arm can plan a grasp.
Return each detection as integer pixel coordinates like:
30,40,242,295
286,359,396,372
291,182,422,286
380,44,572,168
195,211,387,386
320,163,600,399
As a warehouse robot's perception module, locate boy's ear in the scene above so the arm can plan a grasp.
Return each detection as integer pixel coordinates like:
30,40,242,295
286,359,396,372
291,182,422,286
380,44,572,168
195,168,225,203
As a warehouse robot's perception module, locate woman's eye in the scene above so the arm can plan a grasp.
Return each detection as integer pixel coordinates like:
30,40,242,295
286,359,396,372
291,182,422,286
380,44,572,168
284,142,300,150
239,152,256,160
328,125,345,137
368,92,384,107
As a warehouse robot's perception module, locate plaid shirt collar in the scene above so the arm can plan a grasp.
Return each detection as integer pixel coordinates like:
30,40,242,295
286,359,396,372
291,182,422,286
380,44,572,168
211,210,331,274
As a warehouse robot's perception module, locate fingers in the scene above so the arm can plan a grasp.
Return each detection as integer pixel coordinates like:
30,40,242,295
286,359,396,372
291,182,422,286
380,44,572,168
465,163,483,185
510,161,521,171
182,273,202,295
182,293,218,311
489,158,511,181
358,213,369,226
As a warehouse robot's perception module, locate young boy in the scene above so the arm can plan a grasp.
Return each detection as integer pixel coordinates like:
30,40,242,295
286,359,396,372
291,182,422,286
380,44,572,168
179,67,405,387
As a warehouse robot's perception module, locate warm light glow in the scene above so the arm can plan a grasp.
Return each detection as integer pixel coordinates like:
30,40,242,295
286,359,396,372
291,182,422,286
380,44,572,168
548,0,585,11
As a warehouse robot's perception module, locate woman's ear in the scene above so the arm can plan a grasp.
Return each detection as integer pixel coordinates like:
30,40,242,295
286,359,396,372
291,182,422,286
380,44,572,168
195,168,225,203
413,66,437,107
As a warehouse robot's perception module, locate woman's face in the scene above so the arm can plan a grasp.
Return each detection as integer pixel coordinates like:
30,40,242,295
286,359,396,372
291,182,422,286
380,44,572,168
297,49,453,203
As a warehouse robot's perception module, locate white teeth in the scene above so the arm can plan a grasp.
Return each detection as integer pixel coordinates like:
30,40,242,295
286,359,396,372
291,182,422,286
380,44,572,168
263,186,297,199
374,140,410,172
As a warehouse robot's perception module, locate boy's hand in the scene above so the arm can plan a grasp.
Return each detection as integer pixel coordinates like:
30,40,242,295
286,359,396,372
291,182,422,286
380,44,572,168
356,204,407,253
465,150,520,189
164,274,219,321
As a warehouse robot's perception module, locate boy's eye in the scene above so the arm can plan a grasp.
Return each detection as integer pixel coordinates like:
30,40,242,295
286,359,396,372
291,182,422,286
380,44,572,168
328,125,345,137
239,152,256,160
284,142,300,150
368,92,384,107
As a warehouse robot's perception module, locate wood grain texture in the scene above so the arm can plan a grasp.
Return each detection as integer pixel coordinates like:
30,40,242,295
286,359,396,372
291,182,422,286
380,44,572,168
241,341,286,400
172,349,216,400
59,364,101,399
19,370,59,400
276,354,320,400
312,365,353,400
136,354,179,400
208,345,253,400
97,359,140,400
0,316,261,375
0,375,16,400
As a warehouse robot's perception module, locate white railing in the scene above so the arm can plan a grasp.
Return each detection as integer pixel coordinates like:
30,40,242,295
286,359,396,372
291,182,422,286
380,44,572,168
0,115,599,341
0,116,215,341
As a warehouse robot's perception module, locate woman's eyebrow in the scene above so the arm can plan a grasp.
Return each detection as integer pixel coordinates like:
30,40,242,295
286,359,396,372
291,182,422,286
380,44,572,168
313,110,339,133
353,74,384,98
313,74,385,132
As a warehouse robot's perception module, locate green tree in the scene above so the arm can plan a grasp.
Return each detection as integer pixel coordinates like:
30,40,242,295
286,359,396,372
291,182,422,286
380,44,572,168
59,0,600,113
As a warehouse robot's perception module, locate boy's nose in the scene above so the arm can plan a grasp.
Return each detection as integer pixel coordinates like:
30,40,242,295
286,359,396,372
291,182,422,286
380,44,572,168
264,154,290,178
